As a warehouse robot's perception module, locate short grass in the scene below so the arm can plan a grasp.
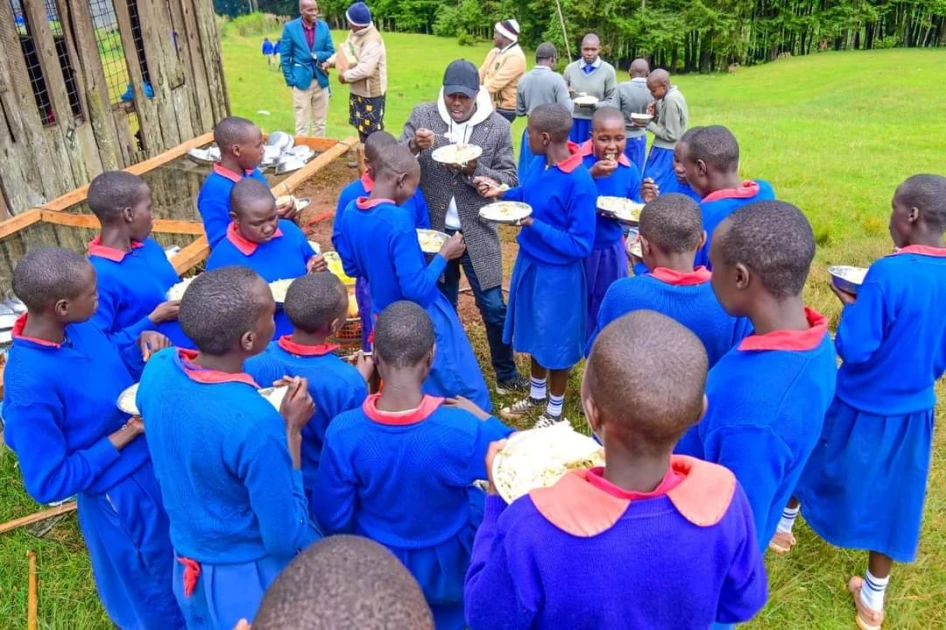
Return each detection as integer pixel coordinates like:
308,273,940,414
2,34,945,628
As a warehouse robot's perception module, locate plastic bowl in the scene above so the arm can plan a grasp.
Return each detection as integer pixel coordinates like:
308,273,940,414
829,265,868,294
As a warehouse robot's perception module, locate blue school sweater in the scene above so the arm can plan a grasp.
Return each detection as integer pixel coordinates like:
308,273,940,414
660,177,702,202
138,348,314,563
89,236,189,351
197,164,269,248
245,336,368,496
2,317,149,504
335,172,430,234
835,246,946,415
579,141,643,249
585,267,752,365
504,143,597,265
676,309,837,550
206,219,315,282
314,395,513,546
697,180,775,268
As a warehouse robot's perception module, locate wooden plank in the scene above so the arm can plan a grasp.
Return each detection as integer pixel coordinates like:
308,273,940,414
290,137,342,151
175,0,214,131
164,0,202,135
134,0,182,148
0,503,77,536
38,211,204,234
53,0,89,122
191,0,229,120
113,0,163,156
171,236,209,274
0,210,44,239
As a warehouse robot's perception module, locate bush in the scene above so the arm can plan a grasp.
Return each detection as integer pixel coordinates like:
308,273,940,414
216,14,230,39
433,5,462,38
228,12,284,38
874,35,899,50
457,32,477,47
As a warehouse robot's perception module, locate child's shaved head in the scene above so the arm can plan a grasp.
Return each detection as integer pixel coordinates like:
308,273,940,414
13,248,92,310
374,301,434,368
179,266,271,355
687,125,740,174
529,103,573,142
591,106,625,130
214,116,258,151
896,174,946,232
253,535,434,630
639,193,703,254
87,171,149,221
363,131,397,163
716,200,815,299
230,178,276,217
374,144,420,179
284,273,349,334
586,311,707,455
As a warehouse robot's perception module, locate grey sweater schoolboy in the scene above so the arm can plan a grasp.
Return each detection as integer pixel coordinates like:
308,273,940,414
562,60,617,120
516,66,572,117
614,78,653,138
647,85,688,150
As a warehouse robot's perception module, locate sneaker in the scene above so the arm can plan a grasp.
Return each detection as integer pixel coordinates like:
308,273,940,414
534,413,568,429
500,396,545,421
495,374,528,396
768,530,797,554
848,576,884,630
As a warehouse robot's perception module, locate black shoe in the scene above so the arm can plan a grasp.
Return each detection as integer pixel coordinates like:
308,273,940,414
495,374,528,396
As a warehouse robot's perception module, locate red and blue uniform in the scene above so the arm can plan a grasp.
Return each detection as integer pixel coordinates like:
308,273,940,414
197,163,269,248
697,180,776,269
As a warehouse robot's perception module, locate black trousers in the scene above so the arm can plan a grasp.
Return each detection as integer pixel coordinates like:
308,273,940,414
496,108,516,123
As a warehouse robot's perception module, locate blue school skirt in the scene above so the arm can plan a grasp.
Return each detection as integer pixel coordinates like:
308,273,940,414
569,117,592,144
583,240,628,342
76,464,184,629
504,253,587,370
518,128,536,181
624,135,647,172
355,277,373,352
644,146,677,195
794,398,934,562
423,295,491,412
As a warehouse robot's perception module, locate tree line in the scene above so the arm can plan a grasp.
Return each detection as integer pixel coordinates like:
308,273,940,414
216,0,946,71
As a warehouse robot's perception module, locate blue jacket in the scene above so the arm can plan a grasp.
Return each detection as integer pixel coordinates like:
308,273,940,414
280,18,334,90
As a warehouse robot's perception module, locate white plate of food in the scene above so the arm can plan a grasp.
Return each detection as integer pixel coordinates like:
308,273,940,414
258,385,289,410
630,113,653,125
598,197,644,225
492,423,605,504
275,195,311,213
479,201,532,225
417,229,450,254
117,383,140,416
626,230,643,259
431,143,483,165
573,93,599,107
167,276,196,301
829,265,868,294
269,279,295,304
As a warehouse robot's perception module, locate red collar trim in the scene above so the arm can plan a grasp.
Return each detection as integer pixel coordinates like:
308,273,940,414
579,140,631,167
738,307,828,352
226,222,283,255
890,244,946,258
650,266,711,286
359,172,375,193
212,163,255,183
701,181,760,203
356,196,395,210
362,394,444,426
585,465,685,500
177,349,259,386
555,142,584,174
87,236,144,262
277,335,339,357
11,314,62,348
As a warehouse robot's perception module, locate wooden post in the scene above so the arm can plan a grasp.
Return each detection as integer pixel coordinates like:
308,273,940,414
113,0,163,156
27,551,37,630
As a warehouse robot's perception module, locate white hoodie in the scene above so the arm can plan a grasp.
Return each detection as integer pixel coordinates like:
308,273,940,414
437,87,494,229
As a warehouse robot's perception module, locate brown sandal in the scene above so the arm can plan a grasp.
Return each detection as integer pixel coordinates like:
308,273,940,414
848,576,884,630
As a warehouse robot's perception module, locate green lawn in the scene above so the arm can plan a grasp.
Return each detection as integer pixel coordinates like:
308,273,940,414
2,33,946,628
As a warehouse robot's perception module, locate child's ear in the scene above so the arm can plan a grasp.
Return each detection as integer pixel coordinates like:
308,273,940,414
395,172,407,190
908,206,921,224
229,210,240,224
232,143,242,157
583,396,602,436
696,159,708,176
330,315,343,334
640,236,652,257
121,206,135,224
240,330,255,353
425,344,436,370
53,298,70,318
698,230,707,249
734,262,750,290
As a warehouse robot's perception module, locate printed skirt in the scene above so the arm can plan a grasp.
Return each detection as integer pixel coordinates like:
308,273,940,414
349,93,386,137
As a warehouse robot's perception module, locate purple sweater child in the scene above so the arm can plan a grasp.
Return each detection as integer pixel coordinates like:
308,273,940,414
465,456,768,629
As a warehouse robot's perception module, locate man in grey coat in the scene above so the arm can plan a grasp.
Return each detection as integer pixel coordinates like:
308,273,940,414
401,60,525,394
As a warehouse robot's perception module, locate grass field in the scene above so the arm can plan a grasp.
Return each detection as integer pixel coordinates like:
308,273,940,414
1,31,945,628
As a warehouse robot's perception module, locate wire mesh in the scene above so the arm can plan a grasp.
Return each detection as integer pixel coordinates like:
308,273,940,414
43,0,82,119
127,0,151,85
8,0,55,125
87,0,129,104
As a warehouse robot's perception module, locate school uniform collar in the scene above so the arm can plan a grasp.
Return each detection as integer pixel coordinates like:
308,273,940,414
11,314,63,349
176,348,259,387
87,236,145,262
889,244,946,258
738,307,828,352
355,196,395,210
579,140,631,167
533,65,551,72
212,163,256,183
701,181,760,203
650,266,711,286
225,222,283,256
277,335,339,357
359,172,374,193
552,142,584,174
631,77,647,84
585,465,685,500
362,393,444,426
582,58,602,71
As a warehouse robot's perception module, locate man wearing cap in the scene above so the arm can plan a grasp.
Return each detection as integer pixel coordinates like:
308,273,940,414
401,60,526,395
478,19,526,123
280,0,335,137
515,42,571,177
323,2,387,142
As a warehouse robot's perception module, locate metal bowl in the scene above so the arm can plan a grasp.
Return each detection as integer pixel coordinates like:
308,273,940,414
287,145,315,162
275,156,306,175
829,265,868,294
266,131,294,152
186,148,216,166
263,145,282,161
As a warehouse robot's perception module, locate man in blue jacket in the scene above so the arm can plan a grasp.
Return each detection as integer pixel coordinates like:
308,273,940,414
280,0,335,137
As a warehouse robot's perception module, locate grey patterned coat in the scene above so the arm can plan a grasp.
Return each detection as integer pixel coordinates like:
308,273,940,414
400,103,518,291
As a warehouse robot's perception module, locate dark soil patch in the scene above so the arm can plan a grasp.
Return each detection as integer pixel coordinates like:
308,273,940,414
294,157,359,251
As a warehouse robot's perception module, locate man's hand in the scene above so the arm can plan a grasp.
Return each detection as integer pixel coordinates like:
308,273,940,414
338,73,348,85
589,159,618,179
411,128,435,153
473,176,503,198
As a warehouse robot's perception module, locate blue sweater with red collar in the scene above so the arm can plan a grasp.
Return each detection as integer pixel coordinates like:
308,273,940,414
675,309,837,550
579,142,643,249
504,144,597,266
197,165,269,248
661,177,702,202
586,267,751,365
2,317,149,504
206,219,315,281
335,173,430,235
137,348,316,563
697,180,776,268
835,246,946,415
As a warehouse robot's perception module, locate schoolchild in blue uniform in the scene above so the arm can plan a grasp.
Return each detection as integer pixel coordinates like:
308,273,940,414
675,201,837,557
334,143,491,410
86,171,192,354
579,107,643,338
1,248,181,629
245,273,372,519
475,103,596,427
587,193,751,365
313,301,513,630
681,126,775,269
138,266,319,629
206,178,325,338
334,131,430,352
785,175,946,630
641,125,703,204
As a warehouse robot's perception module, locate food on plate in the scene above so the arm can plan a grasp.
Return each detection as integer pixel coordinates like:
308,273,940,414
630,113,654,124
416,229,449,254
259,385,289,410
431,143,483,165
597,196,644,223
324,251,355,286
269,279,294,303
117,383,140,416
167,277,196,301
573,93,599,107
479,201,532,224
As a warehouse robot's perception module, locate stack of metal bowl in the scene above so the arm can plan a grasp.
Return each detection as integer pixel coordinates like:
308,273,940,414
186,131,316,174
0,296,26,347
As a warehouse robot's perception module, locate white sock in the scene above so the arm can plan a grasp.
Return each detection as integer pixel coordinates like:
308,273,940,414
860,569,889,612
547,394,564,417
777,505,800,534
530,377,547,401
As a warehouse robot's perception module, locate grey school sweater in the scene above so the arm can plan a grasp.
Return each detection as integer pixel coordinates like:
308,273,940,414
562,60,617,120
647,85,689,149
613,78,652,138
516,66,572,117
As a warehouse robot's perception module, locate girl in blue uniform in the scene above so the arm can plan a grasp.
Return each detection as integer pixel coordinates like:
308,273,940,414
476,103,597,427
786,175,946,630
1,248,181,629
